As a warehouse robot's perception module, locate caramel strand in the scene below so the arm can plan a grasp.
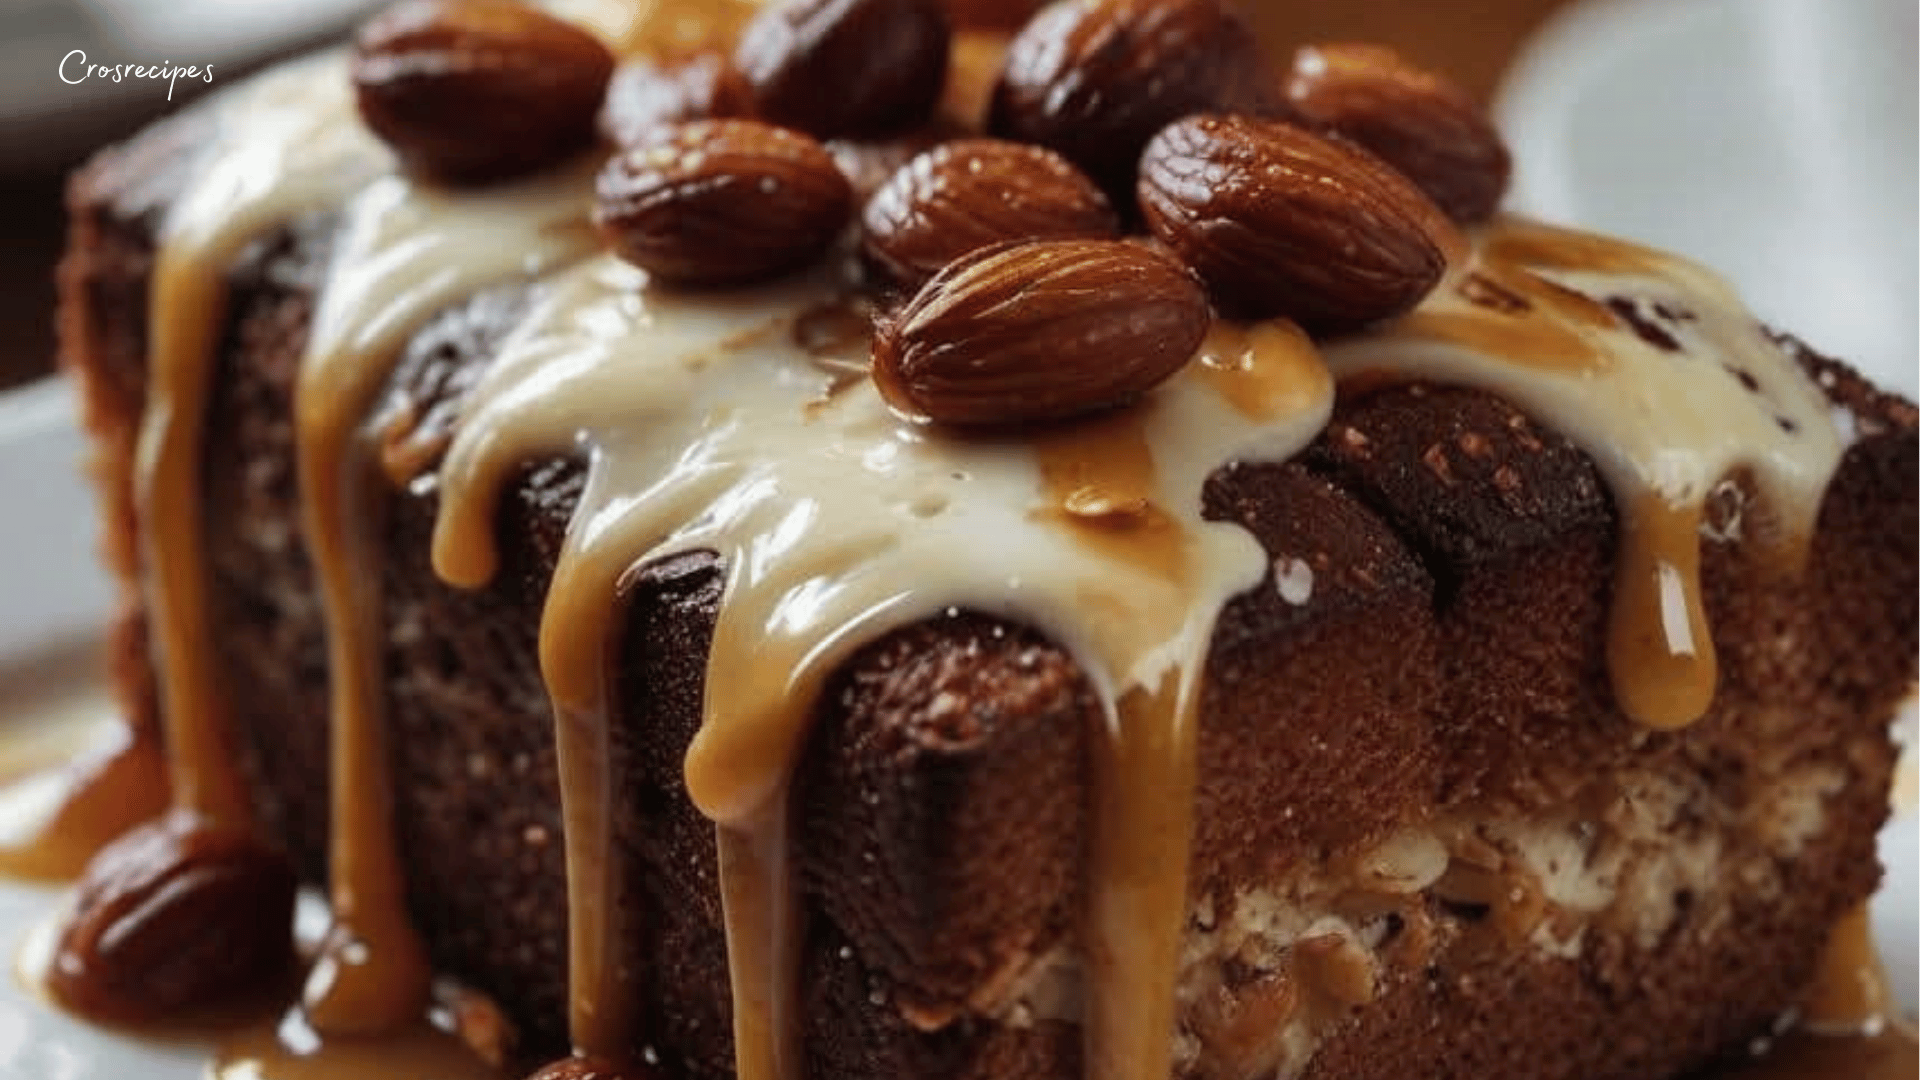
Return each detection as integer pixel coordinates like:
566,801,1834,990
1324,216,1845,730
138,252,253,824
132,54,378,831
1800,904,1896,1035
291,163,600,1035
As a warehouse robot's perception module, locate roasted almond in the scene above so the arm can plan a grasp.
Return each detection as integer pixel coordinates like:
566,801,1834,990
595,119,853,286
1138,114,1449,331
598,53,753,148
353,0,615,184
46,809,296,1024
872,238,1210,426
1287,43,1511,224
734,0,951,139
988,0,1280,196
860,138,1118,291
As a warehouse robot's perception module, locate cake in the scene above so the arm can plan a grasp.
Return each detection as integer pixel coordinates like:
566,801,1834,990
22,0,1918,1078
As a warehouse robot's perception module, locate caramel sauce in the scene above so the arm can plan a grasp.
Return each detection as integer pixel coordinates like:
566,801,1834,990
0,648,166,881
138,252,254,826
1192,320,1332,423
1084,676,1202,1080
1721,1026,1919,1080
1605,497,1718,729
538,543,641,1059
283,158,599,1038
1801,905,1896,1035
0,727,167,881
1396,267,1606,374
213,1008,500,1080
296,380,432,1034
13,894,500,1080
713,817,803,1080
553,0,751,57
1485,218,1739,305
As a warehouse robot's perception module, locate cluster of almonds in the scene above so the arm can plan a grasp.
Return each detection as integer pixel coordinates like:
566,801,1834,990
350,0,1510,431
351,0,1513,432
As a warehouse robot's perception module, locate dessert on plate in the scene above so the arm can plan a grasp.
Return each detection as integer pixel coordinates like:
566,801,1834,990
13,0,1918,1078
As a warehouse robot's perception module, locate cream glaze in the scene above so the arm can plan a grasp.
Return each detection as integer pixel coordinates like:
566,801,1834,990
295,155,602,1034
106,14,1865,1080
1325,221,1844,728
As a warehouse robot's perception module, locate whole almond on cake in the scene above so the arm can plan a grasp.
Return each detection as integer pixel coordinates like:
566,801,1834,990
871,238,1210,425
1286,43,1511,224
596,119,854,285
861,138,1119,291
352,0,614,183
1138,114,1450,330
988,0,1280,196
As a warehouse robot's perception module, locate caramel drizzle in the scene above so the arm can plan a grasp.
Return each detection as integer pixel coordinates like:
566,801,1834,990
1327,216,1845,729
0,704,169,881
293,165,599,1035
133,56,374,830
1801,904,1896,1035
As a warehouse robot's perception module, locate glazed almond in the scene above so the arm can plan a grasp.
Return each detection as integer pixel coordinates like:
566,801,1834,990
861,138,1118,291
598,53,753,149
46,810,296,1024
988,0,1278,195
734,0,951,138
353,0,614,184
1287,43,1511,224
1138,114,1449,331
872,238,1210,426
595,119,854,286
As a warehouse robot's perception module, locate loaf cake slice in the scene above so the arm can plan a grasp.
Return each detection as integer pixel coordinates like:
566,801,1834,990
41,1,1920,1079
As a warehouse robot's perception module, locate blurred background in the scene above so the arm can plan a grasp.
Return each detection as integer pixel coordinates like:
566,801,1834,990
0,0,1913,392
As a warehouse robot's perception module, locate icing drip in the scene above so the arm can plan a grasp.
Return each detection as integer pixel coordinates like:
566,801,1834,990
136,57,376,826
295,160,600,1034
1327,217,1845,728
432,257,1333,1076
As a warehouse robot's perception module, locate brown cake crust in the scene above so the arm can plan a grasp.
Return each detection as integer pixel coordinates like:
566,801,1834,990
58,97,1919,1080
